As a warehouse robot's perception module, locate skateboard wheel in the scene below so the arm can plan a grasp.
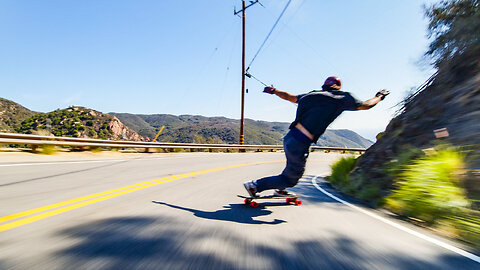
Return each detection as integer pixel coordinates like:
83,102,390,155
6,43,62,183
250,201,258,208
286,198,292,203
294,200,302,206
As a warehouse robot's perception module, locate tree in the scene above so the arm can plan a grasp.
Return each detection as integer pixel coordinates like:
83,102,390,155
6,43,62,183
425,0,480,67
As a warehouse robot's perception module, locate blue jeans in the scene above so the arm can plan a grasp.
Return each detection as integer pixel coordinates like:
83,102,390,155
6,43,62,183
255,129,311,192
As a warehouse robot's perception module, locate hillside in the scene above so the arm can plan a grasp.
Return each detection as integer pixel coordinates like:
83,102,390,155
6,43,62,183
16,106,147,141
0,98,37,132
0,98,372,147
111,113,373,148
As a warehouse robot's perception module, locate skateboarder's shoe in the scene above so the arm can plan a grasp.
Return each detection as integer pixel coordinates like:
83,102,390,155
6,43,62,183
243,181,258,197
274,189,296,197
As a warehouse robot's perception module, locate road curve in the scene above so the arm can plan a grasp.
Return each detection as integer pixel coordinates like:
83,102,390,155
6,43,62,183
0,152,478,270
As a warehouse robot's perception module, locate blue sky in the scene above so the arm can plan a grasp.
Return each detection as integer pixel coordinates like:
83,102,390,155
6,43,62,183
0,0,439,140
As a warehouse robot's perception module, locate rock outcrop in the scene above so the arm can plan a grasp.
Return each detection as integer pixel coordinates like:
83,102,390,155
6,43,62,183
108,116,147,141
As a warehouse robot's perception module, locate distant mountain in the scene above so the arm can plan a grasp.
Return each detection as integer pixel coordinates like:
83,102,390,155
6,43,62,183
0,97,372,148
111,113,373,148
318,129,374,148
0,98,37,132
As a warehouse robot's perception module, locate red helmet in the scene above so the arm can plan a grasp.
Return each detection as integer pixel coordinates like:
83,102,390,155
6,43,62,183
323,76,341,87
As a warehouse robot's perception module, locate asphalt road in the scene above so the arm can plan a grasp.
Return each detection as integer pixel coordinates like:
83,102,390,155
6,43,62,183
0,152,479,270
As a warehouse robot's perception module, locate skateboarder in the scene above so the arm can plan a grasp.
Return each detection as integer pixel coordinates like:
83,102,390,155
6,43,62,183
244,76,389,197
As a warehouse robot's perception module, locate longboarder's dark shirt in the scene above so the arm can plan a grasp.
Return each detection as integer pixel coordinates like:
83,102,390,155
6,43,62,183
289,89,362,143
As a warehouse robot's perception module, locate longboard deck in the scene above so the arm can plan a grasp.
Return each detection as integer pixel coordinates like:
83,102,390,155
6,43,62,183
237,194,298,200
237,194,302,207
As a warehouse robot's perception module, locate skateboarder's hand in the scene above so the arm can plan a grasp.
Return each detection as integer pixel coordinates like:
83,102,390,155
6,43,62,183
376,89,389,100
263,86,276,94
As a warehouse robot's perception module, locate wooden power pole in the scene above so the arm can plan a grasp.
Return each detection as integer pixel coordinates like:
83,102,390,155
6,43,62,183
234,0,260,145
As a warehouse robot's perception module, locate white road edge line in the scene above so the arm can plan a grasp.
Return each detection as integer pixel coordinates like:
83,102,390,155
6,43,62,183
311,176,480,264
0,156,184,167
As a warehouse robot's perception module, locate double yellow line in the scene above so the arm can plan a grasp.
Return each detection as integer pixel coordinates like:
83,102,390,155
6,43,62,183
0,160,281,232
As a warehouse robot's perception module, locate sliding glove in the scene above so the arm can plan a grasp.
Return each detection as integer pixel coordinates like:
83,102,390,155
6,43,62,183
263,86,276,94
376,89,390,100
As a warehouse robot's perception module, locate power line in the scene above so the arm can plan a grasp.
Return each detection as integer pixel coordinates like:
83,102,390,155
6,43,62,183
247,0,292,70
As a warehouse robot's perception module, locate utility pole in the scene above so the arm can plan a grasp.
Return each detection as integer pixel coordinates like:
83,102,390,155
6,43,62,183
234,0,260,145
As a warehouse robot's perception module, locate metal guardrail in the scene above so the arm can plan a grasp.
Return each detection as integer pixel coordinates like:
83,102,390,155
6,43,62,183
0,132,366,153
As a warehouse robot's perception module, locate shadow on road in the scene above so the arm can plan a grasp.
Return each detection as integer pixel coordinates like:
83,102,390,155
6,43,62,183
152,201,286,225
50,216,477,270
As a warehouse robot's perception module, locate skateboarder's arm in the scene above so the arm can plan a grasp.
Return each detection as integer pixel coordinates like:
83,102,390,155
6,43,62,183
274,89,299,103
357,89,389,110
357,96,382,110
263,87,298,103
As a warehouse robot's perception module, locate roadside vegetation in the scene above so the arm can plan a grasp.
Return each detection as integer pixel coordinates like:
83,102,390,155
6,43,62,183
328,0,480,249
326,156,383,206
385,147,479,247
327,146,480,248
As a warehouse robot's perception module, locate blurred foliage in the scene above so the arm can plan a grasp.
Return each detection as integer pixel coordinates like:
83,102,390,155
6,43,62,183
357,183,382,205
385,147,425,178
32,145,58,155
425,0,480,67
89,147,102,153
375,132,385,141
328,146,480,247
328,156,357,194
385,147,480,248
329,156,384,206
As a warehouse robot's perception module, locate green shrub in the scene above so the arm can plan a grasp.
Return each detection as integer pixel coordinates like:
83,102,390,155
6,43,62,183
89,147,102,153
386,148,468,223
328,156,357,191
385,147,480,248
88,129,97,137
32,144,57,155
358,183,382,205
376,132,385,141
385,147,424,178
448,210,480,248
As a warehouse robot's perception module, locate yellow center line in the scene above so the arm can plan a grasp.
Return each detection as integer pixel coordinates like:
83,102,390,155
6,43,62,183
0,160,282,232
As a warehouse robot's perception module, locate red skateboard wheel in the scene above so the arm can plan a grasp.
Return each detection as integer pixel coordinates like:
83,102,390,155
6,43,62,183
295,200,302,206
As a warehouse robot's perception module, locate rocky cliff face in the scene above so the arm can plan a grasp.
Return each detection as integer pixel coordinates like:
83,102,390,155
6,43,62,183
350,48,480,202
107,116,147,141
